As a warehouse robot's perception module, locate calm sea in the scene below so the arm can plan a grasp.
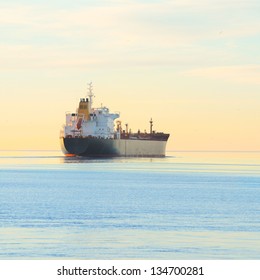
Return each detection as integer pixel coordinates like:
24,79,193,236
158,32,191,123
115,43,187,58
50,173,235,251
0,150,259,259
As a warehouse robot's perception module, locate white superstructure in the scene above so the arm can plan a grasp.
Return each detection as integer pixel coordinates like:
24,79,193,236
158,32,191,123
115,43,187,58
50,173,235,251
63,83,120,139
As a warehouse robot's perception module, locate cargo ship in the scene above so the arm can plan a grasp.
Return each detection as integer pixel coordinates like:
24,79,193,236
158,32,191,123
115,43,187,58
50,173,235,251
60,83,170,157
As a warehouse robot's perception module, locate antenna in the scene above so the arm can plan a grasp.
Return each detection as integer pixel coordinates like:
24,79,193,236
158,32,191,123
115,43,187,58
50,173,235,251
87,82,95,109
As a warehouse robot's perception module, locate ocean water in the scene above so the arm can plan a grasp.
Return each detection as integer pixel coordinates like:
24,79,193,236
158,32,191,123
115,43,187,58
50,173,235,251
0,150,259,259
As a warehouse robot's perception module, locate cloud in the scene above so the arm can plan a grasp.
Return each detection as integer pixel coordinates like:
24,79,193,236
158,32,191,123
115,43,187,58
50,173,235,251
0,1,259,70
1,1,258,40
184,65,260,85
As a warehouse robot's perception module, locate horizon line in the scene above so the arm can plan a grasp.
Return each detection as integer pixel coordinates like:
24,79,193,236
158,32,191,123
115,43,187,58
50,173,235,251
1,149,260,153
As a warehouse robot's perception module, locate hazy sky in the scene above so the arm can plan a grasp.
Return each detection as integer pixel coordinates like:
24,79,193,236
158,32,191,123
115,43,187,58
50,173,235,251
0,0,259,151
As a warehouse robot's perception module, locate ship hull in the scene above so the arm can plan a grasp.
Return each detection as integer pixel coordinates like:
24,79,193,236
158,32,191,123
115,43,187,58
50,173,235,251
61,137,168,157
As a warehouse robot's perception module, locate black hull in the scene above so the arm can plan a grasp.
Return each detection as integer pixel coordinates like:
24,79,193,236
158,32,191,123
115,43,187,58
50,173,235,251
61,137,169,157
62,138,117,156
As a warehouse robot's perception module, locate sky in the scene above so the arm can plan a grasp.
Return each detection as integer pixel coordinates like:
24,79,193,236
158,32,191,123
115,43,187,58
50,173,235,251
0,0,259,151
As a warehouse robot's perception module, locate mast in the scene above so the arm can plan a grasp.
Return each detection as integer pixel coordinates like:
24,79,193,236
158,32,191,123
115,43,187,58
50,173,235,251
87,82,94,110
150,118,153,134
